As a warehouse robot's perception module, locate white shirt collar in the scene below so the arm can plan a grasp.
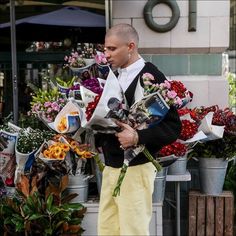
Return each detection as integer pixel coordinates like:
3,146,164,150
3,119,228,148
118,57,145,75
118,57,145,92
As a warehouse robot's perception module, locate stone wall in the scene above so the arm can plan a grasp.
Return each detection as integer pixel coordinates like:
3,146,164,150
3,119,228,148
111,0,230,108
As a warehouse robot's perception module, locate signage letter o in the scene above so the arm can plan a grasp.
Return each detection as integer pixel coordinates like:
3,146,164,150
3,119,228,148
143,0,180,33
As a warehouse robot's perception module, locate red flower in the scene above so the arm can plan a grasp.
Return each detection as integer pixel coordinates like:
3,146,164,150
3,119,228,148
158,141,187,157
85,94,101,121
179,119,198,141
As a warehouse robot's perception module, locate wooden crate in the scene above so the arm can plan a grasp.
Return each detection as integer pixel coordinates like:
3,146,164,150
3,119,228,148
188,191,234,236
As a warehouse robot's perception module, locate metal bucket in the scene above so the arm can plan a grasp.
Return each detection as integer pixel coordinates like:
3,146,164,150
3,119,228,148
168,156,187,175
199,158,228,195
152,167,168,203
66,174,89,203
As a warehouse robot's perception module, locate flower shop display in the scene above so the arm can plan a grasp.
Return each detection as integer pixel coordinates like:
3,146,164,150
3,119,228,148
187,106,236,195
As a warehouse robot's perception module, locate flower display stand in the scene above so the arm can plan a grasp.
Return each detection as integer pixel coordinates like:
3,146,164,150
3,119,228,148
82,202,163,236
188,190,234,236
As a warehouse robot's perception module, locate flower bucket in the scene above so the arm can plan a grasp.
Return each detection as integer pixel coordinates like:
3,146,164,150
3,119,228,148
198,157,228,195
66,174,89,203
168,155,187,175
152,167,168,203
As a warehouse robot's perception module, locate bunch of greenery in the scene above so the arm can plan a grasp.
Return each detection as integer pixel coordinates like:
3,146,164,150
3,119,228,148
16,128,55,154
0,160,86,236
227,73,236,109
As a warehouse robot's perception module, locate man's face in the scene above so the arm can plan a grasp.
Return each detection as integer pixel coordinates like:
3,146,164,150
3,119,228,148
104,35,130,69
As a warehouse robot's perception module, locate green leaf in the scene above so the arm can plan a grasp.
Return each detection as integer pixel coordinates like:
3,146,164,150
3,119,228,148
28,213,45,221
62,202,84,211
46,194,53,212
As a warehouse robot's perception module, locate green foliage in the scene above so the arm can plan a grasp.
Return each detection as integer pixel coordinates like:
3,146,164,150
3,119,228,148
31,87,62,105
189,134,236,159
0,191,86,236
16,128,55,153
55,76,77,88
227,73,236,108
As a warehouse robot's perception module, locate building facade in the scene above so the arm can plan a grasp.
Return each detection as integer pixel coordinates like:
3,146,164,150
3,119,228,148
110,0,230,108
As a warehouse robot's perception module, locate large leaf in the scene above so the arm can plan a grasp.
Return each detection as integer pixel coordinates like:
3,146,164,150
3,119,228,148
17,175,30,197
60,175,69,192
62,202,85,211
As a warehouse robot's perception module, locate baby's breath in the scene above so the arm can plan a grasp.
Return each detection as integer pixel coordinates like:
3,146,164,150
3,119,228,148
17,128,55,154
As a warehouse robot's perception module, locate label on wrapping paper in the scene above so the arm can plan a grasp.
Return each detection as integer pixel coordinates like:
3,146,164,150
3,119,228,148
54,100,83,134
129,91,170,128
0,130,18,185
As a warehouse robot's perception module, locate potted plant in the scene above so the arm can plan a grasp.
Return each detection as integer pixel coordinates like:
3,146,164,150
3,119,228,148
0,158,86,236
189,106,236,195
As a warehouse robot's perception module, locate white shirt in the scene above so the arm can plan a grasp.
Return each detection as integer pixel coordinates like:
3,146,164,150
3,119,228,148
118,57,145,92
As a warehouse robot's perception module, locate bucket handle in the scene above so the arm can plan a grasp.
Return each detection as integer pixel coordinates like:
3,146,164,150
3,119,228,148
83,175,94,181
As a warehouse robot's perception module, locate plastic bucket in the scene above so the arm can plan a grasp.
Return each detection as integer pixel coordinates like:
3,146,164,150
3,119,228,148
66,175,89,203
168,156,187,175
152,167,168,203
199,158,228,195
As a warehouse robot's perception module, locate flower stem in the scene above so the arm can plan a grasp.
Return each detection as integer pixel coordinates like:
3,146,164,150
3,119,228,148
93,154,105,172
143,148,162,172
112,163,128,197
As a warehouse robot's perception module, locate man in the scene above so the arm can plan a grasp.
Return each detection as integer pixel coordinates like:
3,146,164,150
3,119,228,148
97,23,181,235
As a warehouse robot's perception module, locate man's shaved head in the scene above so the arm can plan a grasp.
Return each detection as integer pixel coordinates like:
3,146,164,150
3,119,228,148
106,23,139,46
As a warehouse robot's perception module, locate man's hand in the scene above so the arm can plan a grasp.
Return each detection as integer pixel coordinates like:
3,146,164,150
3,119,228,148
115,121,138,149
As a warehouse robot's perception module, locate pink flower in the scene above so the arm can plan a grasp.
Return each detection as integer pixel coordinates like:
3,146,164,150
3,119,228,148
142,73,154,80
51,102,60,111
167,90,177,99
44,101,51,108
164,80,171,89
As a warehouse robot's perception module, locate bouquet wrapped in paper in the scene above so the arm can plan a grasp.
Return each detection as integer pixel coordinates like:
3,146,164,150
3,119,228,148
80,69,127,133
52,99,83,134
0,129,18,187
98,72,193,196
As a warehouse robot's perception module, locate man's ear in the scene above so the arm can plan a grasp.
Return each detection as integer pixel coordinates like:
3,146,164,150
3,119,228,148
128,42,136,52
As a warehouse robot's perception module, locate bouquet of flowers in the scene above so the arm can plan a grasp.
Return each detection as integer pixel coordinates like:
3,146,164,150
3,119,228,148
64,50,86,68
107,74,193,196
15,128,55,184
187,106,236,159
29,88,66,123
80,69,126,133
142,73,193,108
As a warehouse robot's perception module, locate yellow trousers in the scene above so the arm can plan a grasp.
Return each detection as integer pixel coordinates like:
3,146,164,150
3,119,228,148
97,162,156,236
